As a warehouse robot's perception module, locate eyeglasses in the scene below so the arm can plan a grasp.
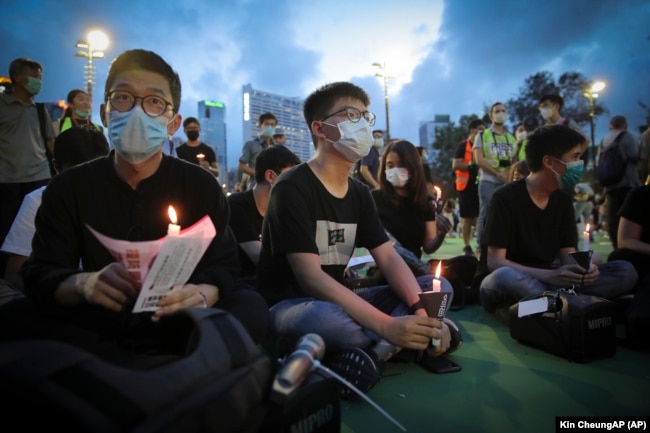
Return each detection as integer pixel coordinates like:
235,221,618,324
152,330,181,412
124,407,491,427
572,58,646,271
321,107,376,126
106,90,174,118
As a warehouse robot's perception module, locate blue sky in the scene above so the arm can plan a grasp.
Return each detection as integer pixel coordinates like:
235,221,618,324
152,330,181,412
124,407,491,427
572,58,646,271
2,0,649,170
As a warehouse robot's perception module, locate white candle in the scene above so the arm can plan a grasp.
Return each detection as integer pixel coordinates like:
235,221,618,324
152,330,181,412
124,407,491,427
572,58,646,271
432,261,442,292
196,153,205,164
582,223,590,251
168,205,181,236
434,186,441,203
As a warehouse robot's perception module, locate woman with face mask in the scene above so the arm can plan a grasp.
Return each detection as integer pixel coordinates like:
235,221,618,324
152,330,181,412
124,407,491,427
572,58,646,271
370,140,479,307
53,89,103,135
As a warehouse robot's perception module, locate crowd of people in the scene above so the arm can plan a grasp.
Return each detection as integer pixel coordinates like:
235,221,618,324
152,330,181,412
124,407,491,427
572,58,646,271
0,50,649,410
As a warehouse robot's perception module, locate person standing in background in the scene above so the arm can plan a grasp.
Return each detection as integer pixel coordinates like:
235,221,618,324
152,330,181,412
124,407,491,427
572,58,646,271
0,57,54,278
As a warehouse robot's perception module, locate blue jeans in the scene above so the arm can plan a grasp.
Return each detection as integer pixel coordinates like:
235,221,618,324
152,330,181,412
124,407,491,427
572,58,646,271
479,261,638,313
476,180,502,248
269,275,454,351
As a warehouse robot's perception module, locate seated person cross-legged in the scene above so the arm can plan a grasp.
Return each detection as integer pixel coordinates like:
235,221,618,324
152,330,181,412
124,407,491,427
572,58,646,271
479,125,637,324
370,139,478,307
257,82,459,399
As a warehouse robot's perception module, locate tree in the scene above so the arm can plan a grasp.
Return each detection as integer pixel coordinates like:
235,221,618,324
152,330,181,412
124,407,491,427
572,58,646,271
507,71,607,128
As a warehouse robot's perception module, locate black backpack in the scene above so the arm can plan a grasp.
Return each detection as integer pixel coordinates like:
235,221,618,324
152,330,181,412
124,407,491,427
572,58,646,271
597,131,628,187
0,308,271,433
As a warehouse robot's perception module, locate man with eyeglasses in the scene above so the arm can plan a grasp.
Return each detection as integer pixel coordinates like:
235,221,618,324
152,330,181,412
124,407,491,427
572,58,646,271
472,101,516,252
13,50,268,364
258,82,454,399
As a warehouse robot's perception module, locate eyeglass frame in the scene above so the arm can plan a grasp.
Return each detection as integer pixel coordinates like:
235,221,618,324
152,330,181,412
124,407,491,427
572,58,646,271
105,90,175,118
320,106,376,126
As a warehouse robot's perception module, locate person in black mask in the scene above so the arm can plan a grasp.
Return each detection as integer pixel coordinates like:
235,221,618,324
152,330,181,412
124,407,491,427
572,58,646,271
176,117,219,178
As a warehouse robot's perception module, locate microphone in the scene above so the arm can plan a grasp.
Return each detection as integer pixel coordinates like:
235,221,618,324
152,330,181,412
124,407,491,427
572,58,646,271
271,333,325,401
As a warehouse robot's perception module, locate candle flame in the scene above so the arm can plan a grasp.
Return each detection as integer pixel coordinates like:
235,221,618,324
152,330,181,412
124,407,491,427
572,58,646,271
196,153,205,158
435,261,442,279
434,186,441,195
168,205,178,224
585,223,590,232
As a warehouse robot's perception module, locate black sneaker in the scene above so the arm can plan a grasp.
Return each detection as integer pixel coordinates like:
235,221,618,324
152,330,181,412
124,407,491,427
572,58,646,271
463,245,474,256
326,347,382,400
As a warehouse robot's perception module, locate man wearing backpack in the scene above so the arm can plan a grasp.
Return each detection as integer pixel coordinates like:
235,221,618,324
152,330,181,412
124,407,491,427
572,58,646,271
598,115,640,248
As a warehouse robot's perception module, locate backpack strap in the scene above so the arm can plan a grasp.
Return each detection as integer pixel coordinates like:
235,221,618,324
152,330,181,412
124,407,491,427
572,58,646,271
36,103,55,176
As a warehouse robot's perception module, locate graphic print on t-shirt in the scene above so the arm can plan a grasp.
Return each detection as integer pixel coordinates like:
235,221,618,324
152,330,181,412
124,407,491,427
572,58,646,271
316,220,357,266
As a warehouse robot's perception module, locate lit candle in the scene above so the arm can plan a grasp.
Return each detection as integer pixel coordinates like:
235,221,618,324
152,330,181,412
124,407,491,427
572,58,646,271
167,205,181,236
196,153,205,164
582,223,590,252
434,186,441,203
432,261,442,292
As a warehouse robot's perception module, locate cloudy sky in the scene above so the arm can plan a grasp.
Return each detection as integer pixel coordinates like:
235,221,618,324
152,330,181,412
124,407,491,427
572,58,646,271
2,0,649,170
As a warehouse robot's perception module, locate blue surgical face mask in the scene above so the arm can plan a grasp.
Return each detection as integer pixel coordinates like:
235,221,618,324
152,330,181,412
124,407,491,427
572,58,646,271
74,109,90,119
553,159,584,189
108,106,171,164
262,126,275,137
25,76,42,95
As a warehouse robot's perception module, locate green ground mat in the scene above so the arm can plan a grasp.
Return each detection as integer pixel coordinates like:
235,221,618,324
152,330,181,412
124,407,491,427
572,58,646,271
342,231,646,432
340,305,650,433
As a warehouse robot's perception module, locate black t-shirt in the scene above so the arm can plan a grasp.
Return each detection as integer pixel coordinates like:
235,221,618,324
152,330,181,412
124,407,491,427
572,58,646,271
258,163,388,304
484,179,577,268
618,185,650,244
228,190,263,277
371,190,435,258
176,142,217,165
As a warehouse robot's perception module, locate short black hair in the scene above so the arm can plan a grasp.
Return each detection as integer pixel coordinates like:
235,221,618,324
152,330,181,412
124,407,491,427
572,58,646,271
8,57,42,82
183,117,200,128
539,93,564,111
525,124,584,172
303,82,370,147
53,128,109,172
468,119,486,131
254,145,301,184
610,115,627,130
104,49,181,113
372,129,384,135
258,112,277,125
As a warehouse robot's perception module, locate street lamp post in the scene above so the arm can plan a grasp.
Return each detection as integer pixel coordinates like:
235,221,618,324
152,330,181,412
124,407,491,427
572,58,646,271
372,62,392,142
75,30,109,108
583,80,606,168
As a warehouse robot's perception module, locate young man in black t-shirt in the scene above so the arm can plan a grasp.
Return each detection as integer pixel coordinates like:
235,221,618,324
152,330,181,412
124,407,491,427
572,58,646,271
480,125,637,322
228,145,300,282
258,82,459,398
175,117,219,178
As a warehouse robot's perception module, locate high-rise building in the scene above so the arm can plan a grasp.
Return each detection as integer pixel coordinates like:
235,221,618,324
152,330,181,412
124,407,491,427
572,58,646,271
198,100,227,187
242,84,312,163
419,114,451,149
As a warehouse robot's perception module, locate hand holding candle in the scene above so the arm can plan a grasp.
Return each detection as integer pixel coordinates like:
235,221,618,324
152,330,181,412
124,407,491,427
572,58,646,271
167,205,181,236
196,153,205,164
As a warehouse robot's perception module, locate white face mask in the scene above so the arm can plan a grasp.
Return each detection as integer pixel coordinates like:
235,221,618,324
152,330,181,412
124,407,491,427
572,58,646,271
373,137,384,148
540,107,553,120
493,112,507,125
516,130,527,141
325,118,374,162
385,167,410,187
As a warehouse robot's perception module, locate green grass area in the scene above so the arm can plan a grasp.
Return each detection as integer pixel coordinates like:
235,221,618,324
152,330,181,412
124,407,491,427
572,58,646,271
423,230,615,261
355,230,615,262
